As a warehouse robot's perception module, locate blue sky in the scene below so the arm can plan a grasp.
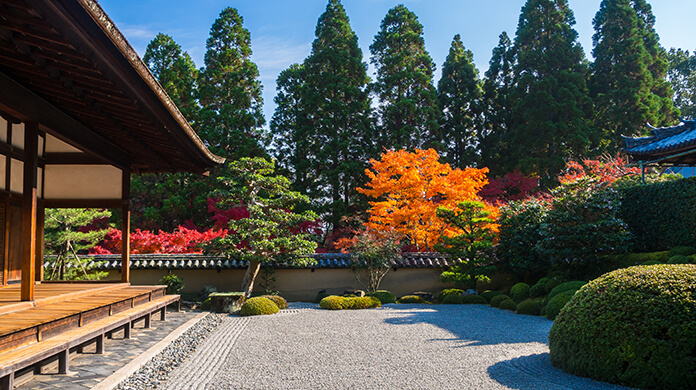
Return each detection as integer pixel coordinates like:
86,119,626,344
98,0,696,125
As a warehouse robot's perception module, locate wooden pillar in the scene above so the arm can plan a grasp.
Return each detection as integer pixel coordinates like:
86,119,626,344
35,204,44,282
121,169,130,283
21,122,38,301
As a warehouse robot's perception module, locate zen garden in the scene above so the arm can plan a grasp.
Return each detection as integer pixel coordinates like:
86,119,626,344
1,0,695,389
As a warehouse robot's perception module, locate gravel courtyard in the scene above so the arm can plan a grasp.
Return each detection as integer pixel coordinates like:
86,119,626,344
158,303,635,390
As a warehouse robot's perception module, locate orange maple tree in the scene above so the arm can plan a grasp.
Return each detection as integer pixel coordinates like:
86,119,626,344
357,148,493,251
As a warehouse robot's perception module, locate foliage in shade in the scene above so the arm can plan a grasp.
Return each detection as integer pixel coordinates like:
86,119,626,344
198,7,266,160
497,197,549,273
272,0,372,229
480,32,515,176
545,290,575,320
510,282,531,303
437,34,483,168
489,294,511,308
509,0,595,184
370,5,439,151
548,281,586,301
549,265,696,389
591,0,677,151
668,48,696,119
436,201,498,288
358,149,489,251
204,158,318,297
159,274,185,295
517,299,542,315
499,298,517,311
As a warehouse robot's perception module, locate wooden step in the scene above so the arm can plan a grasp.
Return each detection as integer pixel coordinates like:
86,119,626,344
0,294,180,389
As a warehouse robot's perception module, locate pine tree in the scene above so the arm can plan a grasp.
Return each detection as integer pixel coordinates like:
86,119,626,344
271,0,370,229
437,34,483,168
590,0,677,150
198,7,266,159
143,33,199,124
509,0,595,184
480,32,515,176
668,48,696,119
370,5,439,151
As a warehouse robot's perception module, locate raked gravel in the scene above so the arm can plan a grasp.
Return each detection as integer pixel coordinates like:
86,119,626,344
151,303,636,390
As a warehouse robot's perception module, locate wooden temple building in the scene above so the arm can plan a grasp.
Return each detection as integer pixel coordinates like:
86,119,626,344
623,120,696,178
0,0,223,387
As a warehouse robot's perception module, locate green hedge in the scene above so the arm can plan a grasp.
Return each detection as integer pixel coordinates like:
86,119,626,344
620,177,696,252
549,265,696,389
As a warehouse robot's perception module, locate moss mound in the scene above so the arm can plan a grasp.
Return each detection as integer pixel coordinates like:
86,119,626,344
367,290,397,304
239,297,279,316
319,295,344,310
489,294,511,308
438,288,464,302
517,299,541,315
499,298,517,311
461,295,487,304
545,290,575,321
442,294,463,304
397,295,427,304
480,290,503,303
261,295,288,309
668,246,696,257
549,265,696,390
548,281,586,301
510,282,531,303
667,254,691,264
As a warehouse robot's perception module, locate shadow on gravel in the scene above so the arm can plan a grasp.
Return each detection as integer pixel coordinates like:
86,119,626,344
488,353,636,390
383,304,552,346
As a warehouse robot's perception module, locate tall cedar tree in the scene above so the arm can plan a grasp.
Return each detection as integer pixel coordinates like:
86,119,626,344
437,34,483,168
668,48,696,119
136,34,212,229
480,32,515,176
302,0,371,228
198,7,266,159
370,5,439,151
590,0,677,151
510,0,595,185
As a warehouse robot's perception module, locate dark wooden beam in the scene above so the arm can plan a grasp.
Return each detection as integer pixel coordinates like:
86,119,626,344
0,70,129,170
20,121,38,301
121,169,130,283
41,199,123,209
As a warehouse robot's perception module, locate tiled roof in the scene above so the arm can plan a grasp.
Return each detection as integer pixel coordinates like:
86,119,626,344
623,120,696,158
47,253,455,271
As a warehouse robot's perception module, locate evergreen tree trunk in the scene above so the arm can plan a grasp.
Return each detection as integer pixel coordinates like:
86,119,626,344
241,260,262,297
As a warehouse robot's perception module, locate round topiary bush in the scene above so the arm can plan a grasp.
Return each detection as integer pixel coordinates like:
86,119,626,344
530,282,546,298
549,265,696,390
667,246,696,257
319,295,346,310
368,290,397,304
667,255,690,264
517,299,542,315
442,294,463,304
239,297,280,316
499,298,517,311
545,290,575,321
397,295,427,304
510,282,531,303
461,295,487,304
544,276,564,293
438,288,465,302
489,294,511,308
261,295,288,309
481,290,503,303
548,281,586,301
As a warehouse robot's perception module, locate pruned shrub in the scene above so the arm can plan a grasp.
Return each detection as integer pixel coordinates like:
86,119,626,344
261,295,288,309
490,294,511,308
510,282,531,303
367,290,396,304
438,288,465,302
499,298,517,311
517,299,541,316
481,290,503,303
442,294,463,304
549,265,696,389
159,274,184,295
398,295,427,304
239,297,279,316
668,246,696,257
544,275,565,293
319,296,344,310
548,281,586,301
545,290,575,321
461,294,487,304
667,255,690,264
530,283,546,298
498,198,549,273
